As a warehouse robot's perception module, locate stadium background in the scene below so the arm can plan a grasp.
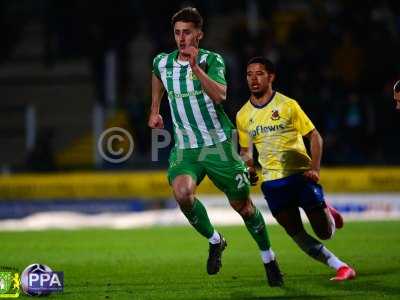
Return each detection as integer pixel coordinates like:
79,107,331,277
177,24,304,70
0,0,400,298
0,0,399,220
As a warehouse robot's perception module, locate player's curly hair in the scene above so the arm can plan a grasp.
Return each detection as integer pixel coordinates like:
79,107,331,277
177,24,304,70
247,57,276,74
171,7,203,29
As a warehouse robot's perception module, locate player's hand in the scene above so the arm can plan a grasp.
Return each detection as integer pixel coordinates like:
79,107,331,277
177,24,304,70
148,113,164,129
247,167,259,186
303,169,320,183
181,46,198,67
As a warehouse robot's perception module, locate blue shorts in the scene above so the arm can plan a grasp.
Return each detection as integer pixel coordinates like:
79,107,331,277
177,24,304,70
261,173,326,216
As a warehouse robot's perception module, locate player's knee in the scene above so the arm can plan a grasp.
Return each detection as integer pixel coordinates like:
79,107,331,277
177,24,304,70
173,186,194,205
230,202,243,213
231,200,254,218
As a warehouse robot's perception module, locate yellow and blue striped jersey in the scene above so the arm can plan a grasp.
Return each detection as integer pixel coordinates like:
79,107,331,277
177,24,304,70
236,91,315,181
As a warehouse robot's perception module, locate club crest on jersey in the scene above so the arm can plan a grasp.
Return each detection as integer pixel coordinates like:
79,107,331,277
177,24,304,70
271,110,280,120
188,70,198,81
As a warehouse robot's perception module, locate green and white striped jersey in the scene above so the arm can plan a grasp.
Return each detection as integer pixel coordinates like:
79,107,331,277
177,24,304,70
152,49,234,149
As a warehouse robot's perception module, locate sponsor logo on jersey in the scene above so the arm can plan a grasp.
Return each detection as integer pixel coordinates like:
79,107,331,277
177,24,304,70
249,124,285,137
168,90,203,99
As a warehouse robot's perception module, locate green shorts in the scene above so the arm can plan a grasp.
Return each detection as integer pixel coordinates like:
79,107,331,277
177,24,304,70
167,140,250,201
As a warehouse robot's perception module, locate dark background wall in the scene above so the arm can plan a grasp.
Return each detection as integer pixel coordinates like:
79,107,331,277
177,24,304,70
1,0,399,172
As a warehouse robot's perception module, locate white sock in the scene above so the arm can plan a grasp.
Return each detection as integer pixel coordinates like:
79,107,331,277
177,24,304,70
260,249,276,264
321,247,346,270
208,231,221,244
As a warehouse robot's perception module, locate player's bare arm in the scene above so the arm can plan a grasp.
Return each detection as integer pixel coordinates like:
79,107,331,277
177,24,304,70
182,46,226,104
148,74,165,129
303,129,323,183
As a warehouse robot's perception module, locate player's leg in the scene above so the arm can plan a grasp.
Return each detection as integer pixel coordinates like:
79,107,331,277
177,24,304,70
272,206,354,280
172,175,227,275
273,206,332,266
293,218,356,281
202,141,274,256
263,189,319,262
229,198,283,287
305,206,335,240
172,175,215,239
299,180,336,240
203,140,282,286
168,147,226,275
298,179,356,280
229,199,273,261
262,174,355,280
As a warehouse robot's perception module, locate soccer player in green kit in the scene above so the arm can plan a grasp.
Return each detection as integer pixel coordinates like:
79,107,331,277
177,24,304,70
148,7,283,286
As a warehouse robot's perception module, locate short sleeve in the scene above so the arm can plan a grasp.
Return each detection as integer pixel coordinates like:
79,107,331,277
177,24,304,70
206,53,226,85
152,53,165,79
291,101,315,136
236,112,251,148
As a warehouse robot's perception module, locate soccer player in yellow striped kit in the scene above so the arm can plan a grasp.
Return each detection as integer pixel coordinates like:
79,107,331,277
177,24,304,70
236,57,356,281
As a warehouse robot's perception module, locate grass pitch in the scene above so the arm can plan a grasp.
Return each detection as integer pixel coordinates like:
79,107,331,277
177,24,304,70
1,220,400,299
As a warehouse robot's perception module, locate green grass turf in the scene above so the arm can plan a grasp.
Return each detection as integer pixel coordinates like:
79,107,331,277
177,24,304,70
1,220,399,299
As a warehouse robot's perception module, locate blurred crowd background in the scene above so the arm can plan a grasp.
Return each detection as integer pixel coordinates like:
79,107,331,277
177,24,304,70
1,0,400,173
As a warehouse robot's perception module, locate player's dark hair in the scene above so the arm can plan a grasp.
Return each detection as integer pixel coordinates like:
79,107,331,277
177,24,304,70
171,7,203,29
394,80,400,93
247,57,276,74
